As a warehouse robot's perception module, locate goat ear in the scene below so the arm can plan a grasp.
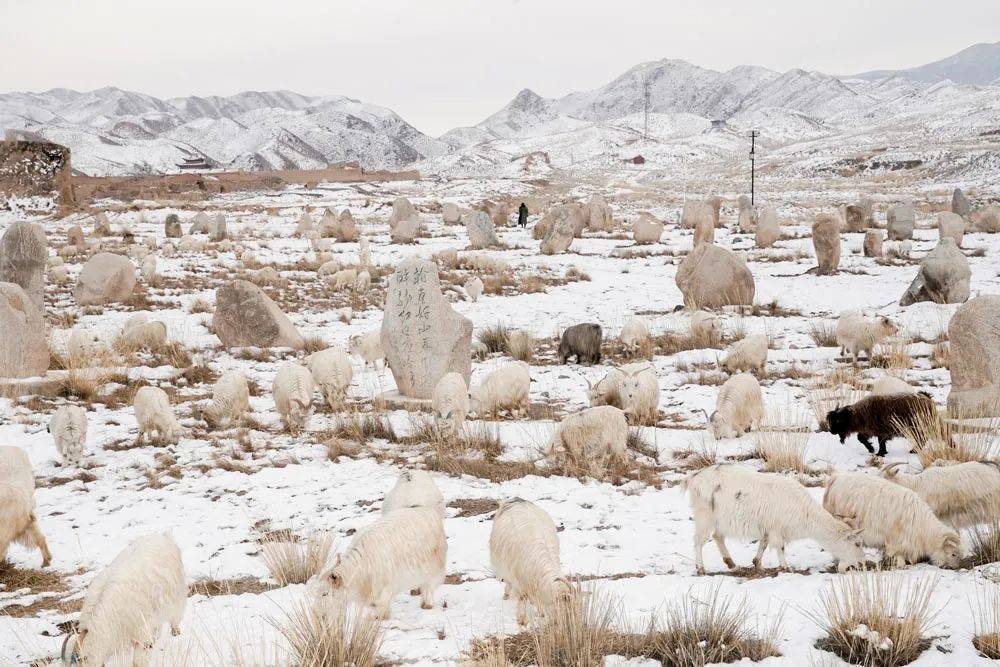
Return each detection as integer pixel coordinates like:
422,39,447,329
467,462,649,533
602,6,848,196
328,571,343,589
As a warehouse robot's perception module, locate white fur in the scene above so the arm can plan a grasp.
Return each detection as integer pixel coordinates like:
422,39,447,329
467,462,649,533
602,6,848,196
490,499,571,625
359,236,372,267
686,465,863,574
273,362,314,433
823,472,962,568
65,533,186,667
49,406,88,467
349,329,384,368
464,276,484,302
305,348,353,410
836,311,898,364
431,372,469,436
133,386,182,445
710,373,764,439
618,363,659,424
620,317,650,353
120,320,168,351
587,367,625,409
317,259,341,276
312,507,446,619
356,269,371,292
331,268,358,290
721,333,768,374
470,361,530,417
690,310,721,340
551,405,628,461
141,255,158,285
882,461,1000,529
871,375,916,396
205,370,251,426
0,446,51,567
382,470,445,515
68,326,111,366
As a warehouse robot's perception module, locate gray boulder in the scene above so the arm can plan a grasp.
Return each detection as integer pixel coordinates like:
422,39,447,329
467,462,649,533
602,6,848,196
213,279,304,349
863,229,883,257
952,188,971,218
899,239,970,306
948,295,1000,416
74,253,136,306
466,210,500,249
0,282,48,378
676,244,755,308
0,221,47,310
164,214,182,238
812,214,841,274
887,203,915,241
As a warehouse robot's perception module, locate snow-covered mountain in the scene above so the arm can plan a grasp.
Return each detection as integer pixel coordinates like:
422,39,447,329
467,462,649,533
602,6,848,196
0,88,448,175
852,41,1000,85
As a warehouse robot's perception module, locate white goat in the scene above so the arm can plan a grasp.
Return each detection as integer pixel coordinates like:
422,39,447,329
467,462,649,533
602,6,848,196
686,465,864,574
721,333,768,375
317,259,341,277
311,507,446,619
120,320,168,352
470,361,530,418
62,533,186,667
349,330,384,369
586,368,625,409
0,446,51,567
331,268,358,291
382,469,445,515
550,405,628,463
68,326,111,366
620,317,650,354
359,236,372,267
465,276,484,302
273,362,314,434
204,369,251,426
133,386,182,445
141,255,158,286
690,310,722,342
490,499,573,625
356,269,371,292
49,406,88,467
871,375,917,396
882,461,1000,529
836,311,899,364
432,372,469,437
710,373,764,439
305,348,353,410
619,363,659,425
823,472,962,568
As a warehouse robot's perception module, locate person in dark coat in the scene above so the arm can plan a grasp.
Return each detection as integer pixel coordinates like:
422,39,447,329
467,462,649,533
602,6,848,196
517,202,529,228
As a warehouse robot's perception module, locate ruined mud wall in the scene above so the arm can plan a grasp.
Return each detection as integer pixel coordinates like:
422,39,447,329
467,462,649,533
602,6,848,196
0,140,76,212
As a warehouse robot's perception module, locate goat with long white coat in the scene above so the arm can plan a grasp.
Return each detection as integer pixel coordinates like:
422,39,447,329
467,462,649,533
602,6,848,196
273,362,314,434
882,461,1000,529
205,369,251,426
432,372,469,436
134,386,183,445
710,373,764,439
49,405,88,467
311,507,446,619
690,310,721,341
871,375,916,396
619,317,651,354
349,329,384,369
686,464,863,574
306,348,353,410
0,446,51,567
382,469,444,515
470,361,530,418
618,363,659,425
721,333,768,375
586,367,625,409
823,472,962,568
836,311,898,364
490,499,573,625
62,533,186,667
551,405,628,462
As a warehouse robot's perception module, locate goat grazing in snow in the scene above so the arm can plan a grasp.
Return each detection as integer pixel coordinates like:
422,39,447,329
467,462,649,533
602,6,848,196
709,373,764,440
618,363,659,426
836,311,898,365
133,386,183,445
432,372,469,437
470,362,530,418
0,446,51,567
49,406,88,467
721,333,768,375
273,362,314,434
305,348,353,410
382,469,444,516
686,465,863,574
882,461,1000,529
204,369,251,427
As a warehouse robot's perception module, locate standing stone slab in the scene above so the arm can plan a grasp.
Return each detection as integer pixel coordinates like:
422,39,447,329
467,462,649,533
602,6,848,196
948,295,1000,416
632,213,664,244
467,211,500,249
74,253,136,306
337,210,359,242
0,221,47,310
68,225,85,247
887,203,915,241
381,259,472,399
540,207,576,255
442,202,462,225
391,217,421,244
209,214,227,242
937,212,966,247
755,207,780,248
296,213,315,236
812,213,842,274
899,239,971,306
587,195,614,231
389,197,417,229
213,279,304,349
952,188,971,218
676,244,755,309
0,282,48,378
189,211,211,235
844,204,867,232
164,214,182,239
319,211,339,238
864,229,884,257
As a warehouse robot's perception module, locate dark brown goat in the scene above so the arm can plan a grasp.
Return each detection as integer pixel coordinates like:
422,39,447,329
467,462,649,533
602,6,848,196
558,323,602,365
826,391,946,457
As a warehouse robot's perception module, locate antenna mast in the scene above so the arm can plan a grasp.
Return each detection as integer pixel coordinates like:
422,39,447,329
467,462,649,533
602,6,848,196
748,129,759,205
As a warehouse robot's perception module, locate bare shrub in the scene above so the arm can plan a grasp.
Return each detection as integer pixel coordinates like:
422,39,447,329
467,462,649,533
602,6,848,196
898,411,998,469
189,297,212,314
974,582,1000,659
302,335,328,354
808,320,839,348
808,379,866,431
870,337,911,372
755,408,811,472
931,342,949,369
673,436,717,470
259,531,333,586
478,323,510,354
332,411,398,446
273,599,383,667
811,571,938,667
506,330,535,362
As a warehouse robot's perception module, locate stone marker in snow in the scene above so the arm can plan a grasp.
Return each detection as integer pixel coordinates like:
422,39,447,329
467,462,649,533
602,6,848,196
632,213,664,244
189,211,211,235
337,210,359,241
93,212,111,237
391,217,421,244
442,202,462,225
755,207,780,248
587,195,614,232
887,203,915,241
381,258,472,399
540,208,576,255
295,212,314,236
209,214,227,242
899,239,970,307
952,188,971,218
213,279,304,349
389,196,417,229
948,295,1000,417
164,214,182,239
467,210,500,249
937,212,966,247
0,221,47,311
863,229,883,257
74,253,136,306
319,210,339,238
844,204,868,232
676,244,755,308
0,282,48,378
812,214,841,275
67,224,85,247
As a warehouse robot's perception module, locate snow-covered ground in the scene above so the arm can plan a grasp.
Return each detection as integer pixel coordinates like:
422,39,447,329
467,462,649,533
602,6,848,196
1,173,999,665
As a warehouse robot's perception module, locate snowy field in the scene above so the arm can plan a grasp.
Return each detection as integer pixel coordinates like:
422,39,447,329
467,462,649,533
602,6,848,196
1,172,999,666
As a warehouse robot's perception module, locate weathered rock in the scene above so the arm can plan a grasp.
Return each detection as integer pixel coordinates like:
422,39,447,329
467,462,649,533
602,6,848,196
213,279,304,349
189,212,211,235
812,213,842,274
67,224,85,247
899,239,970,306
209,214,227,242
319,211,339,238
937,212,966,247
466,210,500,249
755,207,780,248
973,205,1000,233
632,213,664,244
296,213,315,236
863,229,884,257
0,221,46,310
952,188,971,218
887,203,915,241
74,252,136,306
948,295,1000,416
737,206,756,234
676,244,755,309
381,259,472,399
681,197,720,229
844,204,868,232
93,212,111,237
164,214,182,238
491,201,510,228
693,206,715,246
586,195,614,231
337,210,359,241
0,282,48,378
540,207,576,255
391,217,421,244
442,202,462,224
389,197,417,229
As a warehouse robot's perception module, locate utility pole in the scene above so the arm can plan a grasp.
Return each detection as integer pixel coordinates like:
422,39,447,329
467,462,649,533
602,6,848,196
642,78,652,140
748,129,759,205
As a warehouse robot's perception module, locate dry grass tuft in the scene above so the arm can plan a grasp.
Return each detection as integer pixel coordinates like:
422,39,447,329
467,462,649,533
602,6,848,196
931,342,949,369
808,379,866,431
260,531,334,586
655,328,723,356
974,582,1000,659
302,335,328,354
755,408,811,472
506,330,535,362
273,599,383,667
332,411,398,446
478,323,510,354
898,410,998,469
808,320,839,347
57,372,98,403
811,571,938,667
673,436,718,470
870,337,911,371
188,297,212,314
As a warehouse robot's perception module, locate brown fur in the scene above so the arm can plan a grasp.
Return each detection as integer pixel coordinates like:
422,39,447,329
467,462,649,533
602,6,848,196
826,392,942,457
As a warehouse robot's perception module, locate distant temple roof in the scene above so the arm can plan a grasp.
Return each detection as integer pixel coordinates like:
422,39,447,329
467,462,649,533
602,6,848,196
176,156,213,170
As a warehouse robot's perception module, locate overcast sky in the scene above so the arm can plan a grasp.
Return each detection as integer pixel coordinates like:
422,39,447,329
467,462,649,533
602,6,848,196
2,0,998,136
